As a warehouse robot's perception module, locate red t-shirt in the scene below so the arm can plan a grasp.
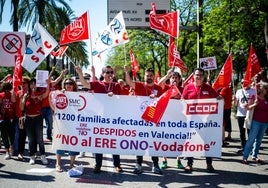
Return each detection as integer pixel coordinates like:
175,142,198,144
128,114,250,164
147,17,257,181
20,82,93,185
134,82,163,97
121,85,130,95
253,96,268,123
25,91,43,115
91,81,121,94
41,83,58,108
182,83,219,99
0,91,16,120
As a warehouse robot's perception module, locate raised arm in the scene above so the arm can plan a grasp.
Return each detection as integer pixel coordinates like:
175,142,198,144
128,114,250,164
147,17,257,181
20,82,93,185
158,69,173,89
75,66,91,90
124,65,135,89
51,69,68,87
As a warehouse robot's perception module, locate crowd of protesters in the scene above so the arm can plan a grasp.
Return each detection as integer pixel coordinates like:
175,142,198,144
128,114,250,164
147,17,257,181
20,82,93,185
0,66,268,175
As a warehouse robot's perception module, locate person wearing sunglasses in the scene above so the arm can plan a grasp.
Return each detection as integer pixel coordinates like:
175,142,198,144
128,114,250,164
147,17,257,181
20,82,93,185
50,78,79,172
76,65,122,174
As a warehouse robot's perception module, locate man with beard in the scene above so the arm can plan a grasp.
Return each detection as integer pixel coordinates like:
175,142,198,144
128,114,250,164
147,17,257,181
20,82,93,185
182,68,222,173
76,65,122,174
124,66,163,175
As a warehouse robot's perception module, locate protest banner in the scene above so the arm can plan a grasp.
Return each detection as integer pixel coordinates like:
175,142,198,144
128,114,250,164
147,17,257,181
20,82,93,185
51,91,223,157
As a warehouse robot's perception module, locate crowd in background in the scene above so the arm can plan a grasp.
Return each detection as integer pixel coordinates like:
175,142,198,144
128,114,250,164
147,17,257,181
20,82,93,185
0,65,268,175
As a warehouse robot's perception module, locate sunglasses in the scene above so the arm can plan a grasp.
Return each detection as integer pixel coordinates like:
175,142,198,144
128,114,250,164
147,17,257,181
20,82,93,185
106,71,114,74
64,82,74,85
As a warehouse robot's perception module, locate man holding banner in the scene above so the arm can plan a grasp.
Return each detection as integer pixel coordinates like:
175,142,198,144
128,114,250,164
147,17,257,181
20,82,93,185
124,65,163,175
75,65,122,174
182,68,222,173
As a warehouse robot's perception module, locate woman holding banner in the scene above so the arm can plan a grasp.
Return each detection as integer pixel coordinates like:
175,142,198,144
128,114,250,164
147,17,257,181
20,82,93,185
50,78,80,172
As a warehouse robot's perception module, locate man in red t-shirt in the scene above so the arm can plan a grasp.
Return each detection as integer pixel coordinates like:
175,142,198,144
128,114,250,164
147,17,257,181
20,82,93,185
124,66,163,175
182,68,222,173
76,65,122,174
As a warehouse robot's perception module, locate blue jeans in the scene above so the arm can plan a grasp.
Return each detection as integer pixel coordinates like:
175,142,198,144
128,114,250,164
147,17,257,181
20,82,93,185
42,107,53,140
243,120,268,159
24,115,45,156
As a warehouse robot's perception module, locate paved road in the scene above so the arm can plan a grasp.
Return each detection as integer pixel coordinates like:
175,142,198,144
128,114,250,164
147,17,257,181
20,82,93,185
1,117,268,188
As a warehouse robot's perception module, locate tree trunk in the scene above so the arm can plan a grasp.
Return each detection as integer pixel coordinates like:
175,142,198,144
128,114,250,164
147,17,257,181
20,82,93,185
265,14,268,61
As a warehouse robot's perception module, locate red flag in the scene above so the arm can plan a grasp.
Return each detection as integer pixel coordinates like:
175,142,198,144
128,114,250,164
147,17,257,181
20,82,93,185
168,37,187,72
243,44,261,87
142,85,179,125
149,2,179,38
130,49,139,79
60,11,90,45
51,46,68,57
12,51,23,92
183,73,194,87
212,53,233,91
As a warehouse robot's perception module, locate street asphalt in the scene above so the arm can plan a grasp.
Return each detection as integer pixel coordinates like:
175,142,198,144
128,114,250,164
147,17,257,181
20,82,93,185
0,116,268,188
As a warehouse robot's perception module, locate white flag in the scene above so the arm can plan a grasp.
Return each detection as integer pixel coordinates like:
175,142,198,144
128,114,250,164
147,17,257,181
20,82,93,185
92,11,129,55
22,23,58,73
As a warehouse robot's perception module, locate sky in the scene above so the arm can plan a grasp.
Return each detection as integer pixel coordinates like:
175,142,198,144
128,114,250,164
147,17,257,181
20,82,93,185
0,0,108,76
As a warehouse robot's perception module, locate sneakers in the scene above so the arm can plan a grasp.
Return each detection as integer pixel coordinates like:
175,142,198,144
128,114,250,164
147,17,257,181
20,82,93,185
152,165,162,174
177,160,184,169
206,164,215,173
184,165,193,173
133,164,142,174
40,155,48,165
5,152,11,160
252,157,264,163
29,156,36,165
77,152,85,158
161,161,167,169
18,154,24,161
93,166,101,174
222,141,230,147
242,159,248,164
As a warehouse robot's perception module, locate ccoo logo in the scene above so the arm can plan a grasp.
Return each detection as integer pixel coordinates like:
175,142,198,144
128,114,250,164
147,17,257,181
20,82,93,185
186,102,218,115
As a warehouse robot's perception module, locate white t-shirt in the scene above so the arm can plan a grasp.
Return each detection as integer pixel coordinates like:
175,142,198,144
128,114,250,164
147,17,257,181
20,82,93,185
235,87,257,117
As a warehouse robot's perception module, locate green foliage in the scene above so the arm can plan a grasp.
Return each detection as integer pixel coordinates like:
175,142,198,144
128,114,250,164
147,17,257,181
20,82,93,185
106,0,267,83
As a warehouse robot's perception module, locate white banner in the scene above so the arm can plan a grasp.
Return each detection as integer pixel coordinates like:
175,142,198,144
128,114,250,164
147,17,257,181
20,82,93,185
200,56,217,70
0,32,25,67
51,91,223,157
22,23,58,73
